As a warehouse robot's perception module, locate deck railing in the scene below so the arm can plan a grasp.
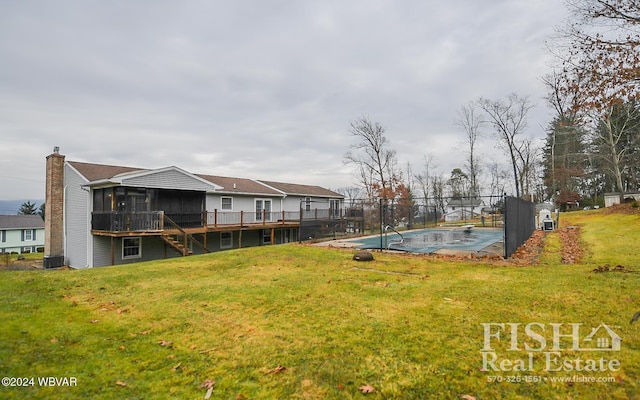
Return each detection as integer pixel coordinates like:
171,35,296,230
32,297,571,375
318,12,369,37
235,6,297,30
92,211,164,232
92,208,343,233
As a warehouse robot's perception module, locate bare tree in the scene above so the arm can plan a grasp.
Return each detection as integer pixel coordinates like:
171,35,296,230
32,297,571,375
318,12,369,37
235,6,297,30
344,116,398,199
594,102,640,194
477,94,534,198
431,174,447,216
335,186,364,208
414,154,434,203
554,0,640,111
486,161,509,204
456,102,483,197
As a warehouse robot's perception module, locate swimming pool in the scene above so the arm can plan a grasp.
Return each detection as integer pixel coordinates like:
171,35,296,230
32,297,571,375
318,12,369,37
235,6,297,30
354,227,504,254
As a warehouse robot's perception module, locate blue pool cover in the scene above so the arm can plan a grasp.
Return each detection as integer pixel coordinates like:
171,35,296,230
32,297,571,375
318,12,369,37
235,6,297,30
355,228,503,254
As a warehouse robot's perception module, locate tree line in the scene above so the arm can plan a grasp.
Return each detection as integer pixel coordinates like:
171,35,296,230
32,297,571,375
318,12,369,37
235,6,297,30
340,0,639,211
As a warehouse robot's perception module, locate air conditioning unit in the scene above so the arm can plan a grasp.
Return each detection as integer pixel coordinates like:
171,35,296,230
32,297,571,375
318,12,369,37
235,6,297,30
43,256,64,269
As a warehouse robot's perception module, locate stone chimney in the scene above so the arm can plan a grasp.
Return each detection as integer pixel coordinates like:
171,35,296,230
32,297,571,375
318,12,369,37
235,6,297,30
44,147,65,267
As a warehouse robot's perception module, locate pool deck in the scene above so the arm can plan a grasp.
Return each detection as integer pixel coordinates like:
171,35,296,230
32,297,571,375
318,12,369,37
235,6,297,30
313,227,504,257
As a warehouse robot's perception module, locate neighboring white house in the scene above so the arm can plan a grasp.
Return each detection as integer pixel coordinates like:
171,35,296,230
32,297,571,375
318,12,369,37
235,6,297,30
444,198,485,222
604,192,640,207
0,215,45,254
44,150,345,269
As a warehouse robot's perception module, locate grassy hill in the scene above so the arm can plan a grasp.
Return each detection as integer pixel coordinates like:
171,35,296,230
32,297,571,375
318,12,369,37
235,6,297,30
1,207,639,399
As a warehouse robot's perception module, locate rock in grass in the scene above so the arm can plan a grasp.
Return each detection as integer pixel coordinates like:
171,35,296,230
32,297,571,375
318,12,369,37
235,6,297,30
353,251,374,262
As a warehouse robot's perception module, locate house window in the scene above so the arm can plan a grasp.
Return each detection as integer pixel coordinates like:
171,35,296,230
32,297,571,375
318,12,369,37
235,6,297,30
220,232,232,249
1,230,5,243
122,237,142,259
262,230,271,244
330,199,340,218
255,199,272,221
305,197,311,212
23,229,35,241
221,197,233,211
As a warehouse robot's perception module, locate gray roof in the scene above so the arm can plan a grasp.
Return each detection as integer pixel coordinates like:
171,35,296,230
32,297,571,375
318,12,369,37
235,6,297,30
0,215,45,229
258,180,343,198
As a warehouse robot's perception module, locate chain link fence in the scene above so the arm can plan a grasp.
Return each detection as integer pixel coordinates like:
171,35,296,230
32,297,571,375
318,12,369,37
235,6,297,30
300,195,537,259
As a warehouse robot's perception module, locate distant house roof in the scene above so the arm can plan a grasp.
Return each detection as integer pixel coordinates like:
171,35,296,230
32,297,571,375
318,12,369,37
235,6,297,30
0,214,44,229
66,160,343,198
258,180,342,198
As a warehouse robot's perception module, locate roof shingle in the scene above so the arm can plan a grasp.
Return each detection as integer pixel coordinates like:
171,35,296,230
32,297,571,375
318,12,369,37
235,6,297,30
0,215,45,229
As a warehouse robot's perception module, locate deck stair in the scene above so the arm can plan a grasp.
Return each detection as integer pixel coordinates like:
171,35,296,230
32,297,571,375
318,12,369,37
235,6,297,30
161,234,194,256
162,215,209,256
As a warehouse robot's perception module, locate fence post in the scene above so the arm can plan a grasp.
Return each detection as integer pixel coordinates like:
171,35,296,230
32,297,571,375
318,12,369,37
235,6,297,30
379,198,384,250
503,193,507,259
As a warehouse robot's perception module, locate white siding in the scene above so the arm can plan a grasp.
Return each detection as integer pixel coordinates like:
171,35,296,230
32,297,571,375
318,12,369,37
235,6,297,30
123,169,214,191
206,194,282,213
64,164,90,268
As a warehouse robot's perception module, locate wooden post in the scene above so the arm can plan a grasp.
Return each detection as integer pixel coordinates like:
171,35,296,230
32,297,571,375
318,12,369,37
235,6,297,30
270,228,275,244
183,234,188,255
239,230,243,248
263,209,266,225
214,209,218,227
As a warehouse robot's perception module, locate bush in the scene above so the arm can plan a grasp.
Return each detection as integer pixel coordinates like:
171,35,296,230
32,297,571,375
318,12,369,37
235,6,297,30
632,200,639,208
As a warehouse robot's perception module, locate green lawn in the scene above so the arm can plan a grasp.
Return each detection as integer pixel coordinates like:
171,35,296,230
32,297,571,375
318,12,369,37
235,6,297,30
0,209,639,399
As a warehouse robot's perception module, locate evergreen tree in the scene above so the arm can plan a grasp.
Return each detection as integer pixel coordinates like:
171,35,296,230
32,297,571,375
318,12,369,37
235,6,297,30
18,201,38,215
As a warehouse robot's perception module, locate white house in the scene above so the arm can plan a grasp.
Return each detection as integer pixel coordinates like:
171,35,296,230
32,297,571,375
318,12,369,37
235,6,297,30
44,150,344,269
0,214,45,254
444,198,485,222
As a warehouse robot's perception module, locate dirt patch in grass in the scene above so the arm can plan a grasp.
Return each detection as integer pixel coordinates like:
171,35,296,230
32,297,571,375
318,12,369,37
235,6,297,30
558,225,583,264
0,257,43,271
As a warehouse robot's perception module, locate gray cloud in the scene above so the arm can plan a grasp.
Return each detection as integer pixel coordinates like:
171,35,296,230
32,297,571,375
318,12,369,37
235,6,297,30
0,0,565,200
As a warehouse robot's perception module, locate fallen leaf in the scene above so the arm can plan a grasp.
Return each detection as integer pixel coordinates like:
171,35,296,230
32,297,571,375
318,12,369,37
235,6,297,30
460,395,476,400
171,362,181,371
50,337,58,344
266,365,286,374
139,330,151,335
115,381,127,387
359,384,375,393
158,340,173,347
200,380,215,389
91,319,99,323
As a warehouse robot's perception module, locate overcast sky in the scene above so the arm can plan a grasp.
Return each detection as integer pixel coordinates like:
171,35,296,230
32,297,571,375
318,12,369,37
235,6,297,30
0,0,567,201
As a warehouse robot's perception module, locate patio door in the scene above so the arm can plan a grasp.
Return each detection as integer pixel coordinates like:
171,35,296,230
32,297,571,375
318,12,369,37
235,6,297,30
255,199,272,222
